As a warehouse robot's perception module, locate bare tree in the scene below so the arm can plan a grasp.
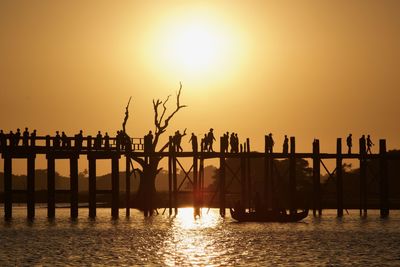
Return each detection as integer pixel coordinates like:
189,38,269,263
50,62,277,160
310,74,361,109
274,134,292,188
129,82,187,216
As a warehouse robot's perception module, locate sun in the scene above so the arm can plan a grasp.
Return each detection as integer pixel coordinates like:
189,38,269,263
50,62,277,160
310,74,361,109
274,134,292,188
163,21,223,74
143,11,243,82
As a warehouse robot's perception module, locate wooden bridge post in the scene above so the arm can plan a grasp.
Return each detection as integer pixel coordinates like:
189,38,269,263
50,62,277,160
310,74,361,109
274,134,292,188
289,137,296,215
70,156,79,219
4,155,12,220
168,136,173,216
336,138,343,217
199,157,205,209
246,138,251,211
379,139,389,218
88,157,96,218
172,139,178,216
240,145,246,210
126,156,131,217
193,146,199,217
27,155,36,220
219,137,226,217
312,140,321,216
111,156,120,219
359,137,367,216
47,155,55,218
264,135,272,210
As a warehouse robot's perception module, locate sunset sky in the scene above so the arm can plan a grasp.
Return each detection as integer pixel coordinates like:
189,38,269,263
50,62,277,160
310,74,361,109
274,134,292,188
1,1,400,174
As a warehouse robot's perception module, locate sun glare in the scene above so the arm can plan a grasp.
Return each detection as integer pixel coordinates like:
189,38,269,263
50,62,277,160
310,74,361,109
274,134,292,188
144,11,244,83
164,22,223,73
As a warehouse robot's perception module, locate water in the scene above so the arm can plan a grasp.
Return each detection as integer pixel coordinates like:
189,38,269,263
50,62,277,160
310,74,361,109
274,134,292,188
1,207,400,266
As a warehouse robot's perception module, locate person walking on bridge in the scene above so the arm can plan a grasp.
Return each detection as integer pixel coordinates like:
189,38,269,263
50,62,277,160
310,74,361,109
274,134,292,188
346,134,352,154
189,133,198,152
367,135,374,154
207,128,216,152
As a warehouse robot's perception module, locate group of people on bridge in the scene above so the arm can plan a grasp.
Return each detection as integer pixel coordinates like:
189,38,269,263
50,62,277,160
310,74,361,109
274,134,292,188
1,127,377,155
346,134,375,154
0,128,135,151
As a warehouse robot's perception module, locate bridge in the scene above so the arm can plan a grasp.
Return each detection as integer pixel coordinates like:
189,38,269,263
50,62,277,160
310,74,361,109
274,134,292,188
0,131,398,220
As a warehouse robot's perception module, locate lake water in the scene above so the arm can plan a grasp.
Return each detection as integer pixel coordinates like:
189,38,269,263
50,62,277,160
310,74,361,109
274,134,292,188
1,207,400,266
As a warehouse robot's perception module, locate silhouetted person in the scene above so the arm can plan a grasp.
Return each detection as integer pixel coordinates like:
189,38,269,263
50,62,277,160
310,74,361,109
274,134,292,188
367,135,374,154
221,132,229,153
15,128,21,146
144,130,153,152
207,128,216,152
8,131,14,147
95,131,102,150
266,133,274,153
54,131,61,149
23,127,29,146
360,135,366,154
30,129,37,147
62,132,68,148
230,133,235,153
173,130,185,152
346,134,352,154
104,132,110,149
201,134,208,152
189,133,198,152
234,133,239,153
75,130,83,149
283,135,289,154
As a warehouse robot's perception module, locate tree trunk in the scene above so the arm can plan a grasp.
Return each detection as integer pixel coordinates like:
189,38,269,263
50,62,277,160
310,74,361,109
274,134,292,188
136,161,158,216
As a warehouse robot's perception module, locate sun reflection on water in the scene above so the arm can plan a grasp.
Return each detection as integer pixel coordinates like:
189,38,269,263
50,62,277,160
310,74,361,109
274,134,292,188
161,208,226,266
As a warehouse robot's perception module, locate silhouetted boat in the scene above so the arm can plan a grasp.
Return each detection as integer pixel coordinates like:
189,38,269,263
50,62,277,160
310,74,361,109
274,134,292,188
230,208,309,222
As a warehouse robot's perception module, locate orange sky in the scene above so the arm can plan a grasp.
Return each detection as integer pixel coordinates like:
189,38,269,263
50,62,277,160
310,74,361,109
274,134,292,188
1,1,400,175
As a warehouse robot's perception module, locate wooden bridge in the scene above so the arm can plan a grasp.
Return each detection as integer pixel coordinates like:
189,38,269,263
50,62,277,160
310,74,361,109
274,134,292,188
0,132,398,220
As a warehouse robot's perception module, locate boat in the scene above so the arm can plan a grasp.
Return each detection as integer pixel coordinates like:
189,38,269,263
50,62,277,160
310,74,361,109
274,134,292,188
230,208,309,222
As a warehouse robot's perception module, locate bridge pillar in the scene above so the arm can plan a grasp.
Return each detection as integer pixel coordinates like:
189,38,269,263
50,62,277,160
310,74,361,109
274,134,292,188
27,155,35,220
172,142,178,216
379,139,389,218
70,156,79,219
126,156,131,217
264,135,272,210
219,137,226,217
168,137,173,216
289,137,296,215
47,156,55,219
312,140,321,216
111,156,119,219
359,137,367,216
336,138,343,217
4,156,12,220
88,157,96,218
193,151,199,217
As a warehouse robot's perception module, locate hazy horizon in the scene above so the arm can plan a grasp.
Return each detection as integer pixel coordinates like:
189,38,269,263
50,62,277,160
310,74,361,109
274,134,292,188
1,1,400,174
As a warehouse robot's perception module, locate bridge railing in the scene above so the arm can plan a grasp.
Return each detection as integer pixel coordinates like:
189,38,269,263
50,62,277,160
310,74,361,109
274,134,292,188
0,134,144,152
